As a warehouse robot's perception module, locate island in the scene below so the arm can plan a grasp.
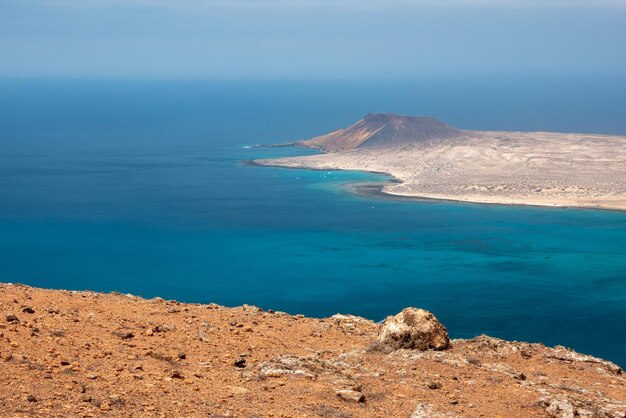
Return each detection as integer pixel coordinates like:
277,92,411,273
254,113,626,210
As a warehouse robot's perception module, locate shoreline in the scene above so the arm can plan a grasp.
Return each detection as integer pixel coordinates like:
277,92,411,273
247,158,626,213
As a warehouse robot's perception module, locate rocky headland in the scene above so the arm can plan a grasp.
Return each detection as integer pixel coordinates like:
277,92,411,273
1,283,624,417
254,113,626,210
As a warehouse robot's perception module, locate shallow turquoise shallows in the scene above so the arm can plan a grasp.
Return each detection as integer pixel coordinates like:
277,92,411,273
1,78,625,365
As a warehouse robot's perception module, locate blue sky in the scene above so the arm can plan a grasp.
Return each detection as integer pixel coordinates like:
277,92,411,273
1,0,625,79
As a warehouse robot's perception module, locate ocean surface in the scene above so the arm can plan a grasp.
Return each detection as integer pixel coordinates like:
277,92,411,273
1,77,625,365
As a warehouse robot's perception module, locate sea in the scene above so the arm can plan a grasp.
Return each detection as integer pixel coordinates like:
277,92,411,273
1,76,625,365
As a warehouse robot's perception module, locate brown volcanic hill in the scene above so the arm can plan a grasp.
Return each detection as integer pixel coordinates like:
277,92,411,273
1,283,625,417
300,113,466,152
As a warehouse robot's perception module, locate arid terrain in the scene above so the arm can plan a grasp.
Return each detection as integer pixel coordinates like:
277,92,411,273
1,283,624,417
254,113,626,210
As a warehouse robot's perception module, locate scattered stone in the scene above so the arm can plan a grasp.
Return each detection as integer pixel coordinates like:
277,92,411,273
336,389,364,403
170,371,183,379
520,349,533,359
47,307,60,314
178,352,186,360
234,357,246,368
26,394,37,402
49,329,65,337
377,308,450,351
81,394,92,402
112,330,134,340
22,307,35,314
226,385,249,396
197,330,210,342
427,381,442,390
108,394,122,405
539,396,576,418
330,314,378,336
466,357,481,366
410,403,450,418
6,314,19,323
153,324,176,333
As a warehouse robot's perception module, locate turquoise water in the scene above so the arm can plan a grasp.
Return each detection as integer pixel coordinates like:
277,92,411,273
1,79,625,365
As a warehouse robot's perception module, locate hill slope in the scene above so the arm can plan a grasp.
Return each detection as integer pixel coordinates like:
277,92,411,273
1,283,624,417
300,113,466,152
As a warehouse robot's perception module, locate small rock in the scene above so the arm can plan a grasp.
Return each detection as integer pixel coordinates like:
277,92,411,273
336,389,364,403
47,307,60,314
22,307,35,314
226,385,249,396
6,314,19,323
49,329,65,337
540,396,576,418
112,330,134,339
81,394,92,402
170,371,183,379
100,401,111,411
178,352,186,360
520,349,533,359
233,357,246,368
427,381,442,390
377,307,450,351
26,394,37,402
153,324,176,333
411,403,448,418
108,394,122,405
197,330,210,342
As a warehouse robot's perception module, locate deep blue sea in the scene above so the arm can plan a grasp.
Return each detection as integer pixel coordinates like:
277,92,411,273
1,77,625,365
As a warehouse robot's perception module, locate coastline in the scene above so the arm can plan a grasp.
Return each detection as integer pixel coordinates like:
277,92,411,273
248,157,626,213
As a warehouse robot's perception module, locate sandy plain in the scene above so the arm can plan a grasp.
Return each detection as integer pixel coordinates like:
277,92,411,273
256,129,626,210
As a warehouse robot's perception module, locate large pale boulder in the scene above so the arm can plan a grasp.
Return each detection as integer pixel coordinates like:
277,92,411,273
377,308,450,350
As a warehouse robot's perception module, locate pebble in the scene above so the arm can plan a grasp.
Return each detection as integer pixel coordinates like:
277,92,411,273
233,357,246,368
336,389,365,403
112,330,134,339
427,381,442,389
26,394,37,402
81,395,92,402
22,307,35,314
6,314,19,323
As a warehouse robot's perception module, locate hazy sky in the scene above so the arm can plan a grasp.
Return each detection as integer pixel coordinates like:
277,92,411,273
1,0,625,79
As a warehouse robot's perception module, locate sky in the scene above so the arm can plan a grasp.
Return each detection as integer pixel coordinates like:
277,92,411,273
1,0,625,79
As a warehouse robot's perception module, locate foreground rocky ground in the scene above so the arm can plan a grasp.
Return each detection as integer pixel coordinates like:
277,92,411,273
0,283,624,417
